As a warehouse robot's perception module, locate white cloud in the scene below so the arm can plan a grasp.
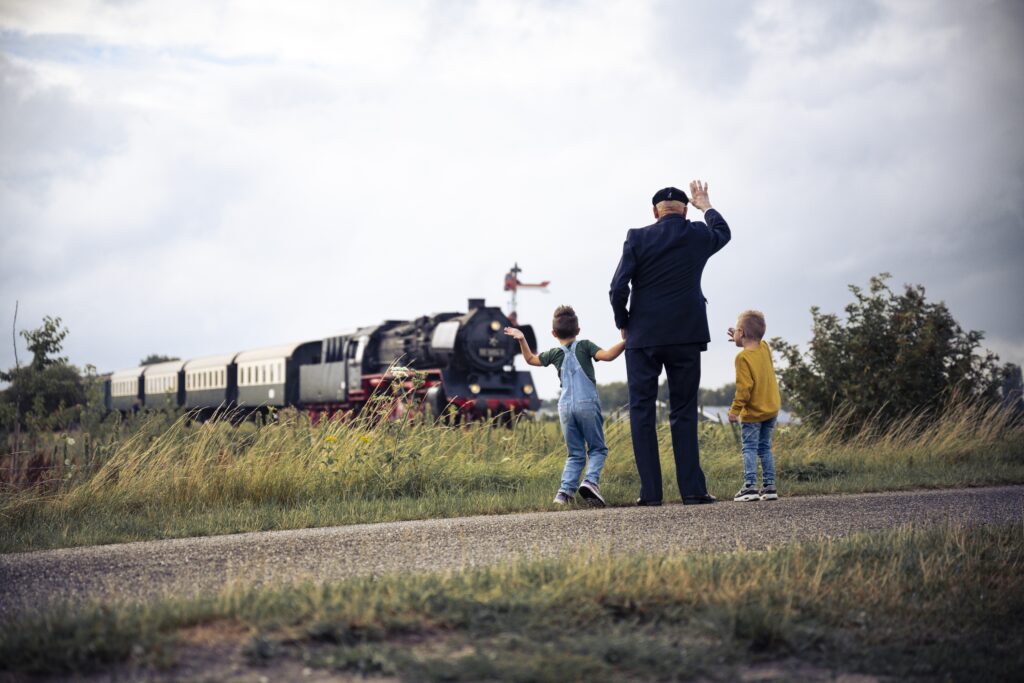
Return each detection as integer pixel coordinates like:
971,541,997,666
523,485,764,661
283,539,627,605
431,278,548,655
1,0,1021,401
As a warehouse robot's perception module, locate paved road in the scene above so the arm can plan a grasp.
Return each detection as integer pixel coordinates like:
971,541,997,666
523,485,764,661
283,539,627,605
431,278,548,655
2,485,1022,621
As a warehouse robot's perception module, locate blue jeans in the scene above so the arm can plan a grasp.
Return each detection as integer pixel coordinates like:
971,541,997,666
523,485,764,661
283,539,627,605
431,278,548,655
558,400,608,494
741,416,777,486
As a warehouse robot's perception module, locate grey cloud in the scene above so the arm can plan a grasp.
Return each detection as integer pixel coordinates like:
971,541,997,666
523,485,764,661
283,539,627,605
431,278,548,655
0,55,126,189
651,0,754,90
1,0,1022,397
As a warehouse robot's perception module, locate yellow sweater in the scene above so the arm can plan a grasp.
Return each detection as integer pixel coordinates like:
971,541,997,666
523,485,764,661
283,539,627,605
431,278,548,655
730,340,781,422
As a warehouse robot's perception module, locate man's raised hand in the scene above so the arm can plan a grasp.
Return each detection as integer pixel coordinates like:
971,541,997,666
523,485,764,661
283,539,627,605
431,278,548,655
689,180,711,211
504,326,524,340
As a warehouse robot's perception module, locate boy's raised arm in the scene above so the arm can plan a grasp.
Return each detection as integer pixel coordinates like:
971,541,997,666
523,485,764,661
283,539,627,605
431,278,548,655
594,339,626,362
504,327,543,366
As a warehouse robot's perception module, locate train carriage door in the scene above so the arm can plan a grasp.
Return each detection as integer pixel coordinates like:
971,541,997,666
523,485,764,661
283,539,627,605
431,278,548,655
346,335,368,399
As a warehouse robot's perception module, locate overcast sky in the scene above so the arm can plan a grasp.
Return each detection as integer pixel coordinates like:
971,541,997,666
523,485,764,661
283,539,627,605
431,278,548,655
1,0,1022,401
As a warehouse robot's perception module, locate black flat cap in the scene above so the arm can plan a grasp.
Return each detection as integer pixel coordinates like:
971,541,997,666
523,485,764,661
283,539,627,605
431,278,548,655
652,187,689,205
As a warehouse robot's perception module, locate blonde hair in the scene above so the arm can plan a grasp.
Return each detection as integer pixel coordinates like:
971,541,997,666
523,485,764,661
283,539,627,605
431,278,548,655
738,310,767,340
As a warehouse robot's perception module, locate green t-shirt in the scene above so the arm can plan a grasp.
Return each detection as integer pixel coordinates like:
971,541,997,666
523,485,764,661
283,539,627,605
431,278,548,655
538,339,602,387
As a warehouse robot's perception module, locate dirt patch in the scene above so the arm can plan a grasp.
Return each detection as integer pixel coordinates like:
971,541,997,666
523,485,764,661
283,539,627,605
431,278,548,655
700,658,894,682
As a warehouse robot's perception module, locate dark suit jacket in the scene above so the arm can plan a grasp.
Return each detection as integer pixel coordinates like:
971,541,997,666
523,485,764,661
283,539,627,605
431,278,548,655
609,208,731,349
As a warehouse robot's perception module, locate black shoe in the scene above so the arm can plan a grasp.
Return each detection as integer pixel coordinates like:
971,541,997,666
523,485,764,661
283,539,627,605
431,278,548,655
733,485,760,503
578,481,606,507
635,497,663,506
682,494,717,505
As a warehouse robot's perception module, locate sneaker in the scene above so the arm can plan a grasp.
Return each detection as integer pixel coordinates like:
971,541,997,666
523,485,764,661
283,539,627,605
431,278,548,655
578,481,606,507
636,497,663,506
553,491,573,505
733,485,760,502
759,484,778,501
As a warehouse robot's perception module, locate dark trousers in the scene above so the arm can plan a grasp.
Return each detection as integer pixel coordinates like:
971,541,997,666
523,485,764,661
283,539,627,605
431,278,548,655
626,343,707,501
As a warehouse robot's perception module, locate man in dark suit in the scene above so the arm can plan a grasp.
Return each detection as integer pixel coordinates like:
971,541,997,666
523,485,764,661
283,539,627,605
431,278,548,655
609,180,731,505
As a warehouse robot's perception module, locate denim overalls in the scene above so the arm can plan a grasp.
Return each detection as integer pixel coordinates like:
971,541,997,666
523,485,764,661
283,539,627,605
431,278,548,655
557,340,609,495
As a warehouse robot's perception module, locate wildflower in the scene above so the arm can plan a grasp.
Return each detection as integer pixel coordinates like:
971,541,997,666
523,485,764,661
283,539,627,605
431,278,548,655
359,435,371,444
66,437,76,446
324,436,338,443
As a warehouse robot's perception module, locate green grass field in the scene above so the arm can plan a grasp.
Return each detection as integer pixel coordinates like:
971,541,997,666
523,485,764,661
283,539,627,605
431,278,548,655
3,522,1022,680
1,400,1022,553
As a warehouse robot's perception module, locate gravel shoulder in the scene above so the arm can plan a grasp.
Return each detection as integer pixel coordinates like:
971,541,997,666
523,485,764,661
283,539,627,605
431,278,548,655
2,485,1022,621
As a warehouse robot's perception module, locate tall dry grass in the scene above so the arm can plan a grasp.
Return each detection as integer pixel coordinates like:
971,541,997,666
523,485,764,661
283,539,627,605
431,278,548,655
1,397,1021,552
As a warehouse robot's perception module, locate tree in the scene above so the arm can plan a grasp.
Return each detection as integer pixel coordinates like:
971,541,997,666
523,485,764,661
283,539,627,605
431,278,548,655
21,316,69,369
698,383,737,406
597,381,630,411
1,316,85,430
140,354,179,366
771,273,1003,428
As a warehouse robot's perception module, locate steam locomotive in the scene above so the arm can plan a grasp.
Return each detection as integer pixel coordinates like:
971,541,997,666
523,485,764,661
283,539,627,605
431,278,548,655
104,299,541,419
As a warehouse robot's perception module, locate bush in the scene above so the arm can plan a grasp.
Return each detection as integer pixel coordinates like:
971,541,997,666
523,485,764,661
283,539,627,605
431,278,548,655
771,273,1003,428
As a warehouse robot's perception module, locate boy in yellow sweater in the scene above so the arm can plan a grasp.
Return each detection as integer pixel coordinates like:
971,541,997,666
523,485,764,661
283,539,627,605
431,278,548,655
727,310,782,502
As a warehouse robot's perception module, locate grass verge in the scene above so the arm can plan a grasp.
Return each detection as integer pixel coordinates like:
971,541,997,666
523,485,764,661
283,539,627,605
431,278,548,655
1,400,1022,553
2,522,1022,681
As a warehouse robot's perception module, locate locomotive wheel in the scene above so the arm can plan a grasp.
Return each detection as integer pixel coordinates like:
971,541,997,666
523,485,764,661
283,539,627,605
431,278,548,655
425,386,448,423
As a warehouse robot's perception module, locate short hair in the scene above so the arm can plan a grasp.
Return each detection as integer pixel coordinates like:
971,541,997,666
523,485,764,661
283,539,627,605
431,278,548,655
654,199,688,217
738,310,767,340
552,305,580,338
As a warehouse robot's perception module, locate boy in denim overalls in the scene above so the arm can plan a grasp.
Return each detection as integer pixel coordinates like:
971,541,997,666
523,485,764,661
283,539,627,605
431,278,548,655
505,305,625,506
